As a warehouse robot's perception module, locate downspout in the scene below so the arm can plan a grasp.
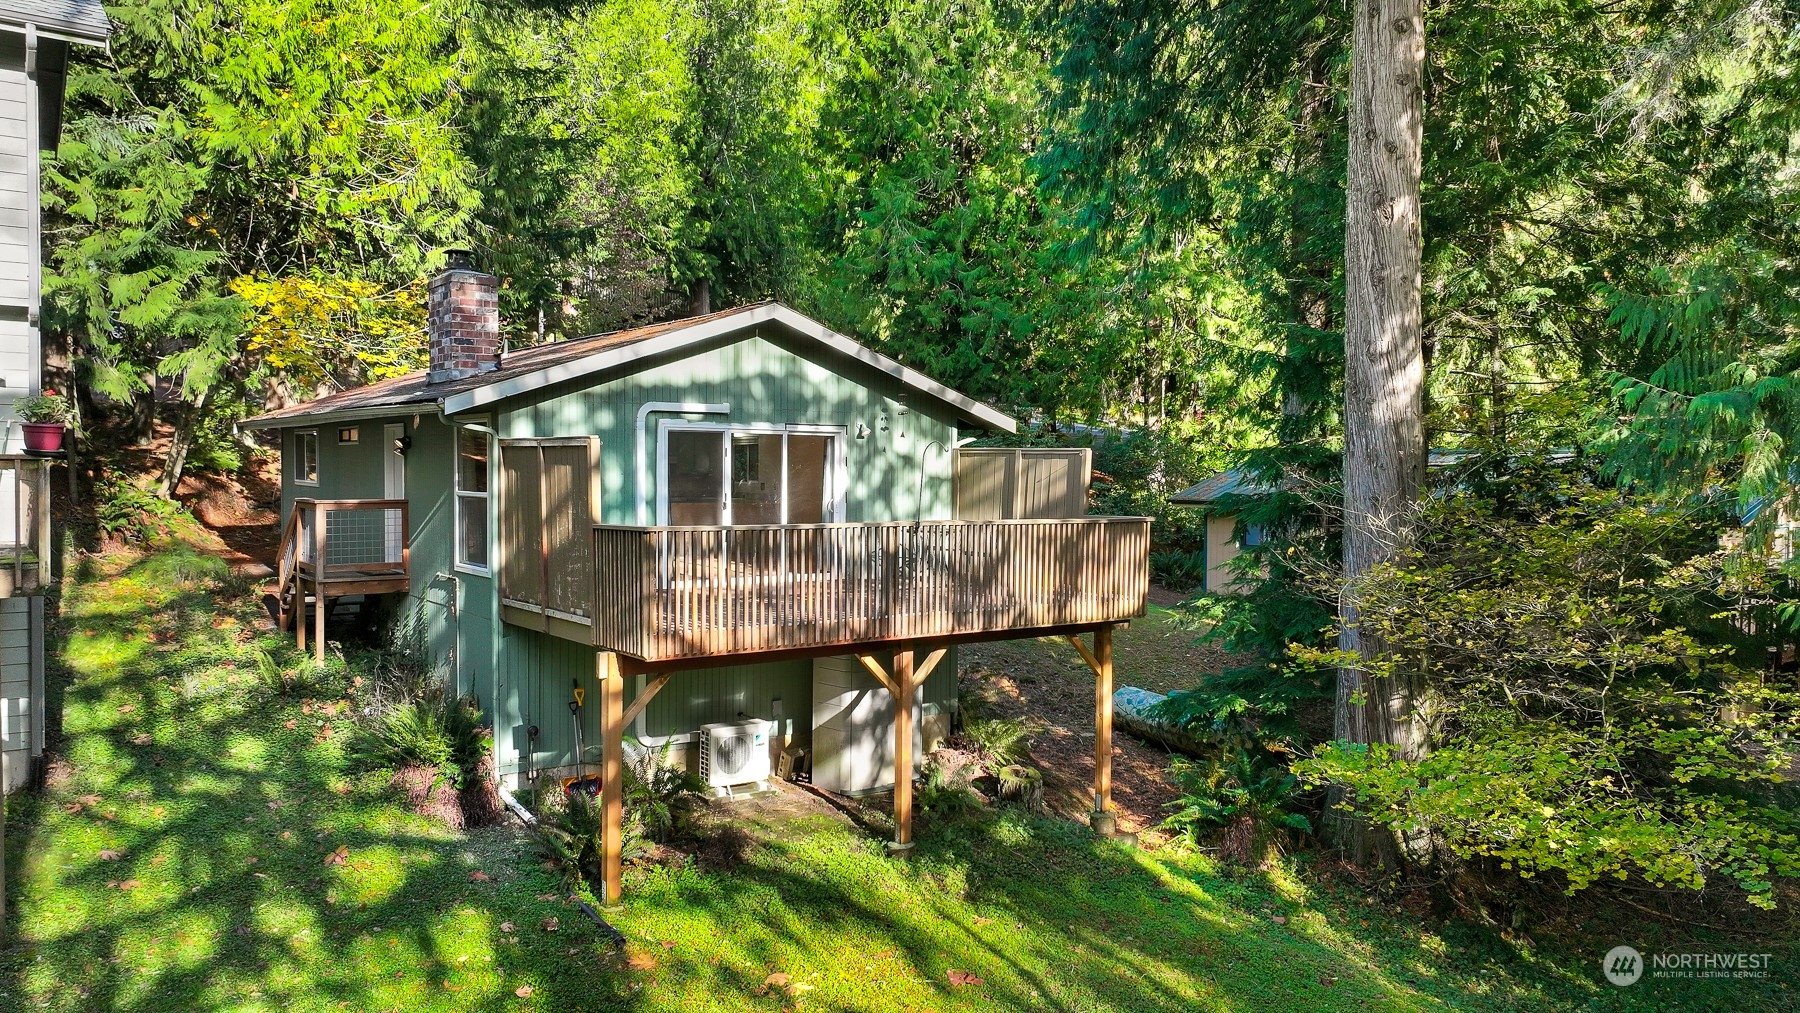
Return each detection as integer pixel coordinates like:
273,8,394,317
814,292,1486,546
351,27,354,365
635,401,729,525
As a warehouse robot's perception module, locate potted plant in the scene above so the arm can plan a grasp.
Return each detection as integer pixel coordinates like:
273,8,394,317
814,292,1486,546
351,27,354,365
15,388,74,452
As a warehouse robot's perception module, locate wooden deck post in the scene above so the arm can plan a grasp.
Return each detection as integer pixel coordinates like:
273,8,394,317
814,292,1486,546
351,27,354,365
891,645,916,851
599,651,626,905
1091,626,1115,834
312,503,327,664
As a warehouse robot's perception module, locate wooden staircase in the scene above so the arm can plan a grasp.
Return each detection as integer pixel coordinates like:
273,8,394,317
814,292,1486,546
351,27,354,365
269,498,411,662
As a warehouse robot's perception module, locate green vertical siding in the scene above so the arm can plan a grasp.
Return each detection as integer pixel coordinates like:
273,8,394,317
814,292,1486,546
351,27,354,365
498,328,959,524
270,326,968,786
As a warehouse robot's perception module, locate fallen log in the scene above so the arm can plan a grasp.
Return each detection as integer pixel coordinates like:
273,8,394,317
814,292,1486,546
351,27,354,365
1112,686,1211,757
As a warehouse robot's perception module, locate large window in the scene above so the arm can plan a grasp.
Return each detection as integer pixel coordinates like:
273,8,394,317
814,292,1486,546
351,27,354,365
455,424,491,572
294,431,319,485
659,424,842,526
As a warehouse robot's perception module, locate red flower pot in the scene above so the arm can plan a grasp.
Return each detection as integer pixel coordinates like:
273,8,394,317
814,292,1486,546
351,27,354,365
21,422,65,452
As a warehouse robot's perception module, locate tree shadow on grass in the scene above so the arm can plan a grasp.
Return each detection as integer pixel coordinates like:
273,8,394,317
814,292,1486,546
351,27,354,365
2,554,643,1013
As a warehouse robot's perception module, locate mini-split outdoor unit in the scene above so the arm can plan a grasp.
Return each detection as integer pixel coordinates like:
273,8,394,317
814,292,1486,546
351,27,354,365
699,719,772,789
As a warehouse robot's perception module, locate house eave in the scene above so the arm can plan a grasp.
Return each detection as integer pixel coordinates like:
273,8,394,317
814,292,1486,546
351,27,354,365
237,401,441,433
439,304,1018,433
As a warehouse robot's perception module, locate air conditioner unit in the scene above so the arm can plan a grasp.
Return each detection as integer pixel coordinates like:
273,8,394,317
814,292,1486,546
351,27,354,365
699,719,772,790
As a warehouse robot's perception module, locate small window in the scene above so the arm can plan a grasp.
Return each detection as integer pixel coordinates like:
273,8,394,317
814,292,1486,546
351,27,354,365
338,426,360,445
1243,523,1267,548
455,425,491,572
294,431,319,485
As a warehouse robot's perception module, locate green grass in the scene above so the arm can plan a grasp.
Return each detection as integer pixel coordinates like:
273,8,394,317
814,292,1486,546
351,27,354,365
3,550,1796,1011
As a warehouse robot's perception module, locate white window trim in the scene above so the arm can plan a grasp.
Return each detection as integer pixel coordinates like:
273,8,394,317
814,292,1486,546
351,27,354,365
654,420,848,526
293,430,319,487
454,419,492,575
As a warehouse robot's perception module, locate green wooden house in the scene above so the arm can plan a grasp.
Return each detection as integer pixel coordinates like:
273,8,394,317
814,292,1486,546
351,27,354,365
241,254,1149,900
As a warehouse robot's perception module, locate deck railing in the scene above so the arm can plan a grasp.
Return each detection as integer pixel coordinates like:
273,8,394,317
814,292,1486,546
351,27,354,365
579,518,1150,661
292,498,409,577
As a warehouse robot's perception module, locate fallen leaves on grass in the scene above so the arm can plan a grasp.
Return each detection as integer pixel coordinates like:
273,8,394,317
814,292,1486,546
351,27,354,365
130,733,153,745
515,985,534,998
97,850,123,861
106,879,141,891
469,870,491,882
540,917,559,932
324,846,349,867
758,972,812,998
628,951,658,970
948,970,984,986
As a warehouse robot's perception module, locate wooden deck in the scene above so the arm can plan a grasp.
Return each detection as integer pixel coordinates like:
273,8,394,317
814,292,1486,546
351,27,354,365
502,517,1150,662
277,498,410,660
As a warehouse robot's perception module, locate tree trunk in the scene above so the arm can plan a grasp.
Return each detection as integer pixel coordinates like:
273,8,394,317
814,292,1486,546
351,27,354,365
130,378,156,448
1334,0,1428,866
159,385,211,500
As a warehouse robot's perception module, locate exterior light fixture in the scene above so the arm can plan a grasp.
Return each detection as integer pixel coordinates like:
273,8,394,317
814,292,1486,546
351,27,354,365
393,434,413,456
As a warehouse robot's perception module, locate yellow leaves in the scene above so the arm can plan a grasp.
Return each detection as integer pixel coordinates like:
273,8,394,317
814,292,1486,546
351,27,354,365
230,273,427,387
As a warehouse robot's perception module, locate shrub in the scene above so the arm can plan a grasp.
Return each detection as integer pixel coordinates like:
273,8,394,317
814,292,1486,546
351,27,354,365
534,788,612,891
1294,478,1800,907
1163,750,1310,862
356,693,486,790
532,752,708,892
621,751,708,844
95,476,192,544
962,717,1033,766
917,760,984,823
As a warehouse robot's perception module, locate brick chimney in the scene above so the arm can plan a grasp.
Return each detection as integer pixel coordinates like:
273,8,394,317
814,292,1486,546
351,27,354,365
427,248,501,383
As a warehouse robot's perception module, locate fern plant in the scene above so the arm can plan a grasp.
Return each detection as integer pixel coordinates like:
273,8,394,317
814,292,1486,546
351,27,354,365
962,717,1033,766
1163,750,1310,859
355,693,486,790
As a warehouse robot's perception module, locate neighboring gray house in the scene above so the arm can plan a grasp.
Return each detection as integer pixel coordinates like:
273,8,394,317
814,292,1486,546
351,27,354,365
0,1,108,791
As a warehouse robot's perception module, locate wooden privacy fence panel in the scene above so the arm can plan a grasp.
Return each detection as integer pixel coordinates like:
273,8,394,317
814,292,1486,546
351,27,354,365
953,447,1092,520
589,517,1149,661
499,437,600,623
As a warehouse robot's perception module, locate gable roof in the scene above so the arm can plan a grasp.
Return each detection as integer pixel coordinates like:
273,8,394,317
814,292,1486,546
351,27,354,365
239,301,1017,433
0,1,111,44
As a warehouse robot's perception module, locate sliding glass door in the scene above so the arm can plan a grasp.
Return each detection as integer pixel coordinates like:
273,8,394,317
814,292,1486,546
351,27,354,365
658,424,843,526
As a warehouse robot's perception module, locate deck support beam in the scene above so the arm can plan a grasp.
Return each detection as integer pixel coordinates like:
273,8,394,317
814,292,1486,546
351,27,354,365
599,650,626,906
312,509,327,664
620,672,671,731
1066,626,1117,834
891,646,916,851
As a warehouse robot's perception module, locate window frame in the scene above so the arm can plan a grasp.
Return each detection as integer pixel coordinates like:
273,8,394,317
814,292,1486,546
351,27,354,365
453,420,493,575
654,420,847,526
337,426,360,445
293,430,319,486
